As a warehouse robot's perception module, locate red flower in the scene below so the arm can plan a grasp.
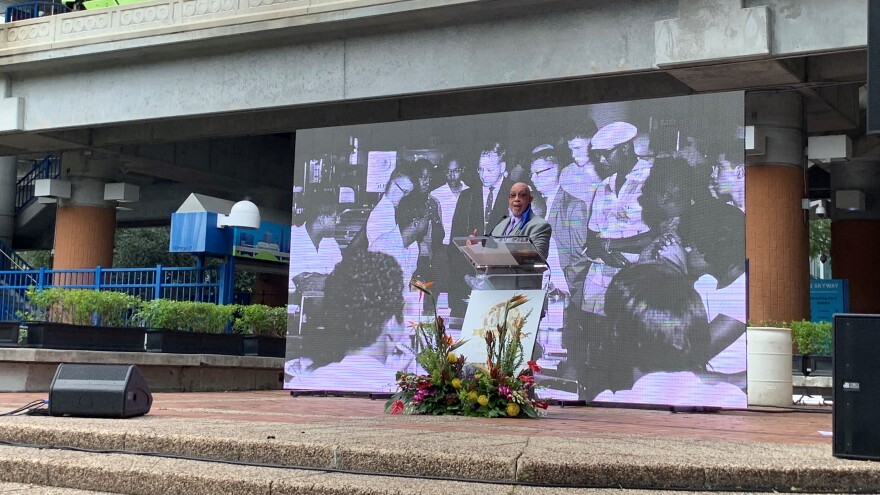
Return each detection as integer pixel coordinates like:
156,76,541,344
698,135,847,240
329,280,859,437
527,360,542,373
535,400,549,409
389,400,404,415
519,374,535,385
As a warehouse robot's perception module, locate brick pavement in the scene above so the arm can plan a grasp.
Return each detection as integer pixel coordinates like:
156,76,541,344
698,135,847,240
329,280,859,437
0,390,833,446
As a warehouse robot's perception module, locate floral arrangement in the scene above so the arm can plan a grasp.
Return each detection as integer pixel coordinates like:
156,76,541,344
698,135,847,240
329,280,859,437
386,280,548,418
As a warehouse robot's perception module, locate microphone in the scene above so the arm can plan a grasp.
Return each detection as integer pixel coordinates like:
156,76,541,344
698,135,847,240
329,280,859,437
485,215,508,236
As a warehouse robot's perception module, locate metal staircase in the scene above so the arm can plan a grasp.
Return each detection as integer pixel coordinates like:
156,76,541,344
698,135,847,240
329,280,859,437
0,240,36,321
12,154,61,250
15,154,60,213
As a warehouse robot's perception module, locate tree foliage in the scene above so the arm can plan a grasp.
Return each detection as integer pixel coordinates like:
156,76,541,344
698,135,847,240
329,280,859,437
809,219,831,259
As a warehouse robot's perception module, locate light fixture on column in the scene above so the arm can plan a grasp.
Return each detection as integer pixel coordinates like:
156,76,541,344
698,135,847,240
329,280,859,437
104,182,140,203
34,178,71,204
217,200,261,229
807,135,852,165
836,190,865,212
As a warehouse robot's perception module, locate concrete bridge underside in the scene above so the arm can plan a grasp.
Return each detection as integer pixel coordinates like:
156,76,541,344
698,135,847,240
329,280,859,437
0,0,874,318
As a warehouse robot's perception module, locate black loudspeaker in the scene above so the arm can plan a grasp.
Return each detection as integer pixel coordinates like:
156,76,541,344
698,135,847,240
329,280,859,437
834,314,880,460
48,364,152,418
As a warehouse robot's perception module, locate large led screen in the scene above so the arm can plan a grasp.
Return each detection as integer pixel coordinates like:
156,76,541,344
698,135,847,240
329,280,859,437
285,92,747,409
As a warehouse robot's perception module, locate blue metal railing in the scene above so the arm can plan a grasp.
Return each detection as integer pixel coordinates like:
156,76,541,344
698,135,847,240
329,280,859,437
0,265,225,322
5,2,69,22
15,154,61,213
0,240,34,272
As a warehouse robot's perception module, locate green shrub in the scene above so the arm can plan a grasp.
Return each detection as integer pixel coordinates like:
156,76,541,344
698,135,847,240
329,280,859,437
136,299,235,333
23,288,139,327
232,304,287,338
790,320,832,356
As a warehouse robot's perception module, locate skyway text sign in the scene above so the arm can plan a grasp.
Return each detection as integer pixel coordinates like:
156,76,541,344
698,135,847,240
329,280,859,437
810,279,850,322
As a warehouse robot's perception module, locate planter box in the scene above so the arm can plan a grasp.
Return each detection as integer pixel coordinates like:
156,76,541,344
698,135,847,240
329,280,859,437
25,322,146,352
792,354,833,377
0,321,20,347
243,335,285,358
146,329,243,356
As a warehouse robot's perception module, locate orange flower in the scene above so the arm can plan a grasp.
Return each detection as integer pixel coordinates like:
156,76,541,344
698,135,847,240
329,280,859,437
410,280,434,297
506,293,529,310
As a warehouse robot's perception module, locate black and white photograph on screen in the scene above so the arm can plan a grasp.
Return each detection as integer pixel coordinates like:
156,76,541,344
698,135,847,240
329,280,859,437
284,92,747,409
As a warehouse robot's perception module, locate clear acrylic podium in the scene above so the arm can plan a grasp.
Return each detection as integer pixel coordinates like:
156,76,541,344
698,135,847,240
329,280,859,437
452,235,550,291
451,236,549,367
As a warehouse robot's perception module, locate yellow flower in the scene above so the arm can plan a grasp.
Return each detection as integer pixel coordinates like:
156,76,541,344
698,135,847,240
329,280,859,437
477,395,489,407
451,378,462,389
506,403,521,417
467,391,479,402
447,353,457,364
474,373,482,379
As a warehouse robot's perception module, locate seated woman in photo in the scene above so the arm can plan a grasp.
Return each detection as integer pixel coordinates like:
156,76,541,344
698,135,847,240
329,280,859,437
285,250,410,392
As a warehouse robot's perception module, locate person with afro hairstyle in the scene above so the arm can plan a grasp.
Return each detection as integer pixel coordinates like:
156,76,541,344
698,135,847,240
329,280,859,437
285,250,410,392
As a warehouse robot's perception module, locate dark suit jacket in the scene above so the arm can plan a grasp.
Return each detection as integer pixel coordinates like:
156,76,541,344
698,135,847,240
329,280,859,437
447,180,512,314
450,180,512,241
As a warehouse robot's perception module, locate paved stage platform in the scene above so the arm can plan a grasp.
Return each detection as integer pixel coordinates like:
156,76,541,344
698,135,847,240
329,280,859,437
0,390,871,494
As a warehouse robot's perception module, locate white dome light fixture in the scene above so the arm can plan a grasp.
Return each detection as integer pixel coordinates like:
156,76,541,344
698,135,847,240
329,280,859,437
217,199,261,229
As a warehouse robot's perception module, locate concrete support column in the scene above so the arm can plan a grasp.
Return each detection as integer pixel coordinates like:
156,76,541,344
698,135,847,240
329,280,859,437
52,154,118,271
0,156,15,246
745,92,810,323
829,160,880,313
832,221,880,313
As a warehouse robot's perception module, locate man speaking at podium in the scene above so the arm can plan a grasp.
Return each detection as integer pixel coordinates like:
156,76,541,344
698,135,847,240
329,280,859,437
491,182,551,260
482,182,552,291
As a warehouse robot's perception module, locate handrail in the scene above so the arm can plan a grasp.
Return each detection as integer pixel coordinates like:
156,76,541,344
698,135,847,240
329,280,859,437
0,239,34,272
0,265,225,321
15,154,61,213
4,2,69,22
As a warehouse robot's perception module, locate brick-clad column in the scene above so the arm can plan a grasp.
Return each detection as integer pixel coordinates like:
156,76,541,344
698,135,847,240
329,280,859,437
53,204,116,270
51,155,118,273
745,92,809,324
745,166,810,323
832,221,880,313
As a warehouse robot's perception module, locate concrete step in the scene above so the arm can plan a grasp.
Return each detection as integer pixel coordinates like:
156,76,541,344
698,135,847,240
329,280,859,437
0,481,116,494
0,412,875,494
0,444,846,495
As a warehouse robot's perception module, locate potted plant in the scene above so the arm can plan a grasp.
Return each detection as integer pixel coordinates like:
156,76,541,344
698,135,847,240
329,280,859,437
23,288,145,352
386,280,548,418
790,320,832,377
137,299,242,355
233,304,287,357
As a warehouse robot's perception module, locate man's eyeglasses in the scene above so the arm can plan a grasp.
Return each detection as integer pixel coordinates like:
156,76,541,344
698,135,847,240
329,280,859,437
529,166,554,178
588,143,623,164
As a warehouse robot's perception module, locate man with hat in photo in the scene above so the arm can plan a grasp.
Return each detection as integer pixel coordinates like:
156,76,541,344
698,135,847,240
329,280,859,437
573,121,655,395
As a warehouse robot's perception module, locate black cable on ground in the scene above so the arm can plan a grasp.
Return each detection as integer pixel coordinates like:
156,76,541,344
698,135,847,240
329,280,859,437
0,400,48,416
0,438,866,494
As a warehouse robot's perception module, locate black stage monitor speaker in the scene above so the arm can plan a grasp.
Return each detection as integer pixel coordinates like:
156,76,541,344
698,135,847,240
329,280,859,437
834,314,880,460
49,364,152,418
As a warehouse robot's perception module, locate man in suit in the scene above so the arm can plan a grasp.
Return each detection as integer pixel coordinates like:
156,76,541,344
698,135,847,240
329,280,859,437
478,182,552,293
489,182,551,261
447,142,513,317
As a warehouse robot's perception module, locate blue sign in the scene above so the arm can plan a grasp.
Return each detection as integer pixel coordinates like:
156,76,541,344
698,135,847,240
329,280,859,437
232,221,290,264
810,279,849,322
